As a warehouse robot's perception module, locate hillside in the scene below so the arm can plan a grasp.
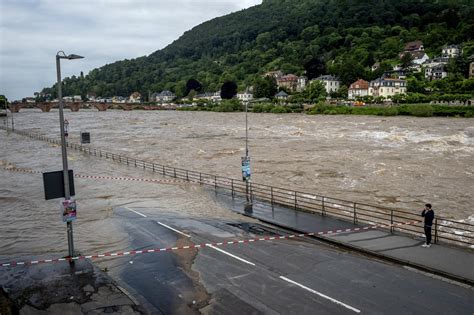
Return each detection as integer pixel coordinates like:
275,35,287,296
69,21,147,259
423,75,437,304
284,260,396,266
41,0,474,100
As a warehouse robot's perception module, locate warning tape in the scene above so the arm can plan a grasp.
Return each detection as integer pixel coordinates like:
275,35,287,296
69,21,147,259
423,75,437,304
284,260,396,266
0,167,188,185
0,220,421,268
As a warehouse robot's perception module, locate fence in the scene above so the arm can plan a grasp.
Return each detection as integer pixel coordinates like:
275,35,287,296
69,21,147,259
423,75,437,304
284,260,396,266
4,126,474,249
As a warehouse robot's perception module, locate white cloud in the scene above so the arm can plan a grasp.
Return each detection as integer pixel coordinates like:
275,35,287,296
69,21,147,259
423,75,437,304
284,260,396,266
0,0,262,100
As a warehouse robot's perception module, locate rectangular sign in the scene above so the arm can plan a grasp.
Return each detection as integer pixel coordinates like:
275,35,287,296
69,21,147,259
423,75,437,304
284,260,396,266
241,156,251,181
61,199,77,222
43,170,75,200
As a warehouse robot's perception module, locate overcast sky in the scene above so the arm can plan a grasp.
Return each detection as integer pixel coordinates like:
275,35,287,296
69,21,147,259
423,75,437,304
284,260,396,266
0,0,262,101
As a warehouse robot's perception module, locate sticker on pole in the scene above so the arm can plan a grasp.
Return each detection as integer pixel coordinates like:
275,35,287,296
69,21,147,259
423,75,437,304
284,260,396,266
241,156,251,181
61,199,77,222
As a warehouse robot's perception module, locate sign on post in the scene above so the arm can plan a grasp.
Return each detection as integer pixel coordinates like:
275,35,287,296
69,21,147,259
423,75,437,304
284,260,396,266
43,170,75,200
61,199,77,222
80,132,90,144
241,156,251,181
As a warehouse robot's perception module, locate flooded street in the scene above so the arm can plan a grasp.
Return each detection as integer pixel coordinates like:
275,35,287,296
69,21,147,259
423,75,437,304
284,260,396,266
1,109,473,257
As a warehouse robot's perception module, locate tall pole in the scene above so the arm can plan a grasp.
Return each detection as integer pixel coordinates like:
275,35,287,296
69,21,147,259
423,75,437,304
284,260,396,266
4,100,8,130
56,54,74,258
245,102,249,203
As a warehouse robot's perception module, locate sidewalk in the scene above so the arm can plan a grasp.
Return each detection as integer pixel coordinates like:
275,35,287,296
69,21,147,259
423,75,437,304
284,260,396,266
217,193,474,285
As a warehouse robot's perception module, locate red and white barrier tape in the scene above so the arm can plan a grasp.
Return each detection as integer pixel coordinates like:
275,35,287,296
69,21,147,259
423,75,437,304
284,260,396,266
0,220,420,268
0,167,187,185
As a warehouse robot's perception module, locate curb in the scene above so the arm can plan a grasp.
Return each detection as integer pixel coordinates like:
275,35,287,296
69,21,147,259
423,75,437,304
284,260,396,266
256,217,474,287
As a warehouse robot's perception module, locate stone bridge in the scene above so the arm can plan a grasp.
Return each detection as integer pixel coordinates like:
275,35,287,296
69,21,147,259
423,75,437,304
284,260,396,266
6,102,141,112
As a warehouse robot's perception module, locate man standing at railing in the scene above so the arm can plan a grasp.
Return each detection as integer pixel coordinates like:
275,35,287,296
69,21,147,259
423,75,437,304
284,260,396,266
421,204,435,247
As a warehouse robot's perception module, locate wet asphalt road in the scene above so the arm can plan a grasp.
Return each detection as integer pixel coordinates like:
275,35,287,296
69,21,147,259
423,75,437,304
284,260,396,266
97,206,474,314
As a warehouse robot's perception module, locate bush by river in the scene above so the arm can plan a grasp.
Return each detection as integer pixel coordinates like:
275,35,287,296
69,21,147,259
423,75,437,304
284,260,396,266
306,103,474,118
179,100,474,118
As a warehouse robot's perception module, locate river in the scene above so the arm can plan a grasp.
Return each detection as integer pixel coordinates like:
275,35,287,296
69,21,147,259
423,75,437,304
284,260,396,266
0,109,473,257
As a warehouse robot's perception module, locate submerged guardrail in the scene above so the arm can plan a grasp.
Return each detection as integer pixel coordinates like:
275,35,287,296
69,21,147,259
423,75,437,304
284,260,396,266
3,126,473,249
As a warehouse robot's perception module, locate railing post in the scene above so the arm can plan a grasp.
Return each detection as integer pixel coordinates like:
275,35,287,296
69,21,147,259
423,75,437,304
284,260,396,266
152,163,155,172
143,161,145,169
127,157,129,165
434,218,438,244
271,187,274,208
294,191,297,210
186,170,189,181
250,182,254,201
214,176,217,193
390,209,394,233
162,165,165,176
199,173,202,185
119,155,121,163
353,203,357,224
231,179,234,199
134,159,137,167
174,168,177,178
322,196,326,216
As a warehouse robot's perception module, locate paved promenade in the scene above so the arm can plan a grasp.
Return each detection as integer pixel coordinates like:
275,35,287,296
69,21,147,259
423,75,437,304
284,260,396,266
219,193,474,285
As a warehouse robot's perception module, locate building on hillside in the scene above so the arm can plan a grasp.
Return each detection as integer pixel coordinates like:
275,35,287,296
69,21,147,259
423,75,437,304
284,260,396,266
24,97,36,103
277,74,298,92
297,76,307,92
423,57,450,69
425,65,448,81
155,90,176,102
410,51,430,65
469,62,474,78
368,78,407,98
400,40,429,65
129,92,142,103
384,70,407,79
371,62,380,71
404,40,424,52
237,91,253,102
275,91,289,100
86,92,97,101
313,75,341,94
348,79,369,99
264,70,283,79
442,45,462,58
62,95,82,102
212,92,222,102
112,96,126,103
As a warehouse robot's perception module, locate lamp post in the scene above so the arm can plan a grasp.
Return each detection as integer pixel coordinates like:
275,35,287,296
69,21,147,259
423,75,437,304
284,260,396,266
56,51,84,258
244,101,252,213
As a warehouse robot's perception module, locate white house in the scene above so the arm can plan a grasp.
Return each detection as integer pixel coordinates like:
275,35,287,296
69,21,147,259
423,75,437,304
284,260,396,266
411,51,430,65
348,79,369,99
237,91,253,102
156,90,176,102
425,65,448,81
442,45,461,58
313,75,341,94
369,78,407,98
128,92,142,103
297,76,307,92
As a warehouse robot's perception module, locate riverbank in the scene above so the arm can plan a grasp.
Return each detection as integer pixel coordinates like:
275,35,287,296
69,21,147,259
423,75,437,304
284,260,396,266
178,102,474,117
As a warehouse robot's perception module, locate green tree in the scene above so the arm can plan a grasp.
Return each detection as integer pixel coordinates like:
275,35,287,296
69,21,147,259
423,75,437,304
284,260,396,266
253,76,277,99
304,80,327,101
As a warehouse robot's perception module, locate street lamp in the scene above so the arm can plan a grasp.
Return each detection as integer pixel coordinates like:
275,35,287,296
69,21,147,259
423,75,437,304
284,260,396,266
56,51,84,259
243,101,253,213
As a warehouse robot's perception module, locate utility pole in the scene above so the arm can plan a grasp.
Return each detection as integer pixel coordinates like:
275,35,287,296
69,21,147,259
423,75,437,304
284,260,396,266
56,51,84,259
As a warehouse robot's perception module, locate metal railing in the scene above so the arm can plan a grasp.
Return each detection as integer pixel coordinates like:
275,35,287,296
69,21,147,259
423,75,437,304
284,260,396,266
4,126,474,249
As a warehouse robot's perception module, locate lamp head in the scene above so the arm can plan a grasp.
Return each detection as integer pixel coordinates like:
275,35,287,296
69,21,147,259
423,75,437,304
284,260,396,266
67,54,84,60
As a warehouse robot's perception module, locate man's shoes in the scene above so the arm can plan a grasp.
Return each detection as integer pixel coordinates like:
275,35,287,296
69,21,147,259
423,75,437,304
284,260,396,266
421,243,431,248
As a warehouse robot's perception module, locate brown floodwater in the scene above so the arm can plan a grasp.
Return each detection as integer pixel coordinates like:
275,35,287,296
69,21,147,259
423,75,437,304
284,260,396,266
0,109,473,257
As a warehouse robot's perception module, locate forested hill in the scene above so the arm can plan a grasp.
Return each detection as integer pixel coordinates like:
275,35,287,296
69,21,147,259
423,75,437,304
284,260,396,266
42,0,474,99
